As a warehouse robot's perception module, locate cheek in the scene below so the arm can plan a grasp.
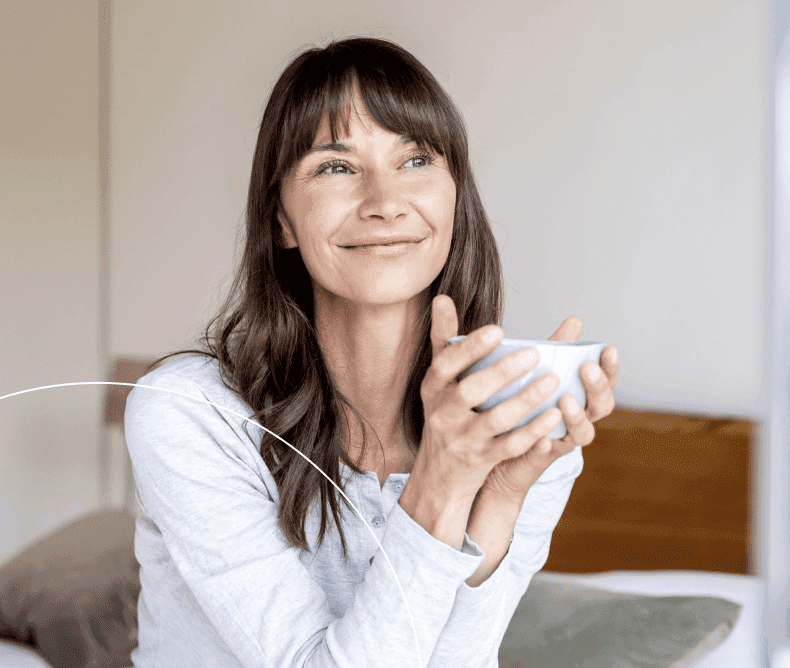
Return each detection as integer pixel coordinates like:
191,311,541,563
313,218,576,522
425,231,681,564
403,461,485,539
420,177,456,220
423,180,456,263
435,182,457,235
293,193,338,239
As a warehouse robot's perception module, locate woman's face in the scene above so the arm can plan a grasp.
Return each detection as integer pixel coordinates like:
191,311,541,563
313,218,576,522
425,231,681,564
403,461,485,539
277,95,456,310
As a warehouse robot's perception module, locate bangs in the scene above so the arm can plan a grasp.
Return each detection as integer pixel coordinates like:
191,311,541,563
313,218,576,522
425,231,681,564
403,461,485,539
276,50,457,182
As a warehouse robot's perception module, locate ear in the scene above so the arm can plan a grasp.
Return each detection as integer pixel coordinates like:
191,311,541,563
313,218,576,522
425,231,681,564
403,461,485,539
276,205,298,249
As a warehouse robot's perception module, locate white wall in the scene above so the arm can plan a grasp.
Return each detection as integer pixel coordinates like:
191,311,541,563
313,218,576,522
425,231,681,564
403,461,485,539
0,1,104,563
407,0,770,421
111,0,770,422
108,2,413,356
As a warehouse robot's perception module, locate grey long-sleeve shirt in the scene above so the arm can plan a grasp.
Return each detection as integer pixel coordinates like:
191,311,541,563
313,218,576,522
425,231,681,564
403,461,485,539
125,355,583,668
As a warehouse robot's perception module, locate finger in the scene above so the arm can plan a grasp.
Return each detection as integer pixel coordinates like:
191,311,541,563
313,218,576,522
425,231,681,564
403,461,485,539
430,295,459,354
538,432,576,461
601,346,619,388
548,316,582,342
453,345,540,415
558,394,596,446
497,407,563,461
518,435,557,475
426,295,503,391
531,435,554,459
580,361,616,421
481,371,560,446
549,435,579,459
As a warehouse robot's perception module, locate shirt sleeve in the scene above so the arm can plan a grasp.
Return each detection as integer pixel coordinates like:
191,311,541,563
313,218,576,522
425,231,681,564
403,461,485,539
125,367,486,668
425,445,584,667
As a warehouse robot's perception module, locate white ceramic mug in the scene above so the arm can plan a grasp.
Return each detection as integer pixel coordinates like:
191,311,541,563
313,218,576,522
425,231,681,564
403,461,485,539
447,336,607,440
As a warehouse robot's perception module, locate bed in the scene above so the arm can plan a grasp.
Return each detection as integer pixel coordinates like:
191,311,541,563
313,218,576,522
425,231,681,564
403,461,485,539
0,359,765,667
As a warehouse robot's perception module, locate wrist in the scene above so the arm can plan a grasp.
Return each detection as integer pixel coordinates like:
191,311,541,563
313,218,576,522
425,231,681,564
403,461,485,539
465,488,524,587
399,460,477,552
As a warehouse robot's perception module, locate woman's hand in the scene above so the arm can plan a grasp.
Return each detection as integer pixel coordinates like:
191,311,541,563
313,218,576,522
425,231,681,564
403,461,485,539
407,296,576,506
477,317,619,504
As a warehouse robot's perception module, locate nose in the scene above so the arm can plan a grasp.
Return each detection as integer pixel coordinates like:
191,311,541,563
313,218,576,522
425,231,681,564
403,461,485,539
357,167,409,221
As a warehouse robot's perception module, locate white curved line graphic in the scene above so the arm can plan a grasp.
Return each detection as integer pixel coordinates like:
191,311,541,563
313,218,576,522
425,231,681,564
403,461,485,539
0,381,421,667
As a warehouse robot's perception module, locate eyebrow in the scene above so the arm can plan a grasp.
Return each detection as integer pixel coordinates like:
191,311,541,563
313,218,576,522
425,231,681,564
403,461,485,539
304,134,416,157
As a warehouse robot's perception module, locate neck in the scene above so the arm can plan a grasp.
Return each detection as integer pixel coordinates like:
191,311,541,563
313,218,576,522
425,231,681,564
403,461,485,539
313,284,429,454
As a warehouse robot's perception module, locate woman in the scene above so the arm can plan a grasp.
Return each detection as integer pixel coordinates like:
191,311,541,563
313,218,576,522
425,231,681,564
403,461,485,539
125,36,618,667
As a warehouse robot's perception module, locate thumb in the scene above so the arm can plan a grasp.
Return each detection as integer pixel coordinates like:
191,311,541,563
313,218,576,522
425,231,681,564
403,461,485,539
430,294,459,356
548,316,583,342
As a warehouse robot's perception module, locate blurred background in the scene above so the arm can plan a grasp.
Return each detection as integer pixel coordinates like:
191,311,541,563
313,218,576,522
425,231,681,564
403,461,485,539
1,0,788,658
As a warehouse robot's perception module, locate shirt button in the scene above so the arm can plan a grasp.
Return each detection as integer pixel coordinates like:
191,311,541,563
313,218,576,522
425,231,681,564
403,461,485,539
371,516,384,528
393,482,404,493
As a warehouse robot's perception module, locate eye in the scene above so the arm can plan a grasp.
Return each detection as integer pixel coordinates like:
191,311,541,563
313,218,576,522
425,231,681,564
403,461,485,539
314,151,436,177
404,151,435,170
315,159,352,176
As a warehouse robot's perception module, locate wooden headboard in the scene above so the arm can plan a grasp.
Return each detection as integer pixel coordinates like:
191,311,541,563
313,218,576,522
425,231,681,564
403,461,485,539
541,406,755,575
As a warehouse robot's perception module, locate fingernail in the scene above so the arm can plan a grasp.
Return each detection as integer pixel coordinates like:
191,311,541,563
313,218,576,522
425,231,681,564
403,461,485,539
611,349,618,363
587,365,601,382
565,398,580,415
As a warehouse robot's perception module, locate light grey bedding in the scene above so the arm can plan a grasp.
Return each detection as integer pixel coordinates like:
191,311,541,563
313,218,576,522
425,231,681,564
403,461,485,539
0,508,756,668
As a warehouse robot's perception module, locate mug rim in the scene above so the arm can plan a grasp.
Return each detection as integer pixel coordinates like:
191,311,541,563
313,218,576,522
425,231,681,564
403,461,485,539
447,335,606,347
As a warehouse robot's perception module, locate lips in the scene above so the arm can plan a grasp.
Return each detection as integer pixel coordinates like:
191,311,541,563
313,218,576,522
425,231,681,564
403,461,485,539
341,242,420,257
341,235,424,247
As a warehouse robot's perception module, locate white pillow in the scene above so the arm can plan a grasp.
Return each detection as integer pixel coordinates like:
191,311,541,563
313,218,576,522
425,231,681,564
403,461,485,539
0,638,54,667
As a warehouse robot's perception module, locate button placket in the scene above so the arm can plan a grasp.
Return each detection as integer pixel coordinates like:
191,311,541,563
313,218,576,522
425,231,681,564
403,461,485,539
368,515,385,564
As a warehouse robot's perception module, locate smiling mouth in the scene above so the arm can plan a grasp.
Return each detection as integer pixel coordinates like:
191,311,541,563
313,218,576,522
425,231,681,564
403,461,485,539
340,241,422,256
341,241,420,248
345,242,415,248
341,236,425,248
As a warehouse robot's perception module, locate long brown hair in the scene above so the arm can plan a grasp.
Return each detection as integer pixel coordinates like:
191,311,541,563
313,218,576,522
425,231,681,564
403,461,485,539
148,36,505,561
